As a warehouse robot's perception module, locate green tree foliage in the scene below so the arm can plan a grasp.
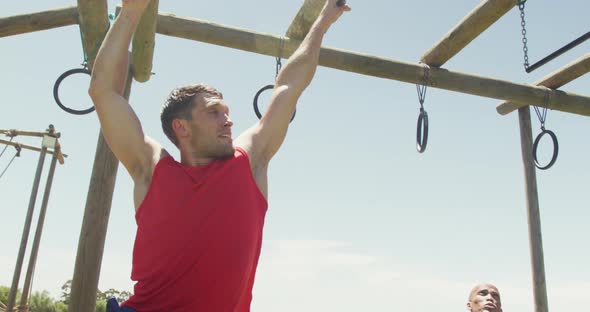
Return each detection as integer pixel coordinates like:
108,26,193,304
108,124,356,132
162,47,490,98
29,290,58,312
60,280,71,306
1,282,130,312
95,300,107,312
0,286,21,307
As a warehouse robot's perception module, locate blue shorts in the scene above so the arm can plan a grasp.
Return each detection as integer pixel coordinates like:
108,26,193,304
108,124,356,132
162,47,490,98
106,298,136,312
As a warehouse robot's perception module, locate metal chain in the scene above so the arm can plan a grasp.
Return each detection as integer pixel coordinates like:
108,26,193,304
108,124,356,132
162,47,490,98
533,89,550,130
416,84,427,108
518,0,530,70
0,146,21,180
0,137,13,158
416,64,430,108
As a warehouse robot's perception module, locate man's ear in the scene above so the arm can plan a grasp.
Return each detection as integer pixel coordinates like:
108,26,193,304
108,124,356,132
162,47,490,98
172,119,190,141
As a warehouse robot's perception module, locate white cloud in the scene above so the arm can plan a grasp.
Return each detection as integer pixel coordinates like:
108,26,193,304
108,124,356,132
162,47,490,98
253,240,586,312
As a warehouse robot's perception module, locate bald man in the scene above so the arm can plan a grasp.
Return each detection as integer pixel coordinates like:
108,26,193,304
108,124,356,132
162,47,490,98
467,283,502,312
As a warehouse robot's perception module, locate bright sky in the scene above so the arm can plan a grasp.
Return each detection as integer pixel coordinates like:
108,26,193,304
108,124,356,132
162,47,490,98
1,1,589,311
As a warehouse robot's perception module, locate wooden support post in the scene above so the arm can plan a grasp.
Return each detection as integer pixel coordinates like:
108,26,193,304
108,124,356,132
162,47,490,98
19,152,59,309
155,13,590,117
497,53,590,115
0,6,78,38
68,1,115,312
5,146,48,312
132,0,159,82
517,106,549,312
68,72,132,312
421,0,517,67
286,0,325,40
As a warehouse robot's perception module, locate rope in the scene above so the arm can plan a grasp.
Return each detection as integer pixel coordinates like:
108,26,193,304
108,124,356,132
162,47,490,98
0,146,21,180
0,137,13,158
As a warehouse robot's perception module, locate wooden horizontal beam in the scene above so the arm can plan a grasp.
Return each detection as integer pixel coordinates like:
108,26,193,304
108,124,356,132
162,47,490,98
496,53,590,115
0,129,48,138
0,138,67,163
286,0,324,40
0,6,78,38
156,12,590,117
131,0,159,82
421,0,517,67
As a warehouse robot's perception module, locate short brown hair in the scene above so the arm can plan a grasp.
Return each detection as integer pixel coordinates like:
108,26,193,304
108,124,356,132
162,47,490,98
160,84,223,146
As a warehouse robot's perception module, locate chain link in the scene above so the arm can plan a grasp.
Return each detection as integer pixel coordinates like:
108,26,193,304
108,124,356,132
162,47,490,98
518,1,530,70
533,89,550,130
416,64,430,107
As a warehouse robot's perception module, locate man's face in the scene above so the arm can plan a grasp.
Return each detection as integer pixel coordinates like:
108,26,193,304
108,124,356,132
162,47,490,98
467,284,502,312
188,93,234,159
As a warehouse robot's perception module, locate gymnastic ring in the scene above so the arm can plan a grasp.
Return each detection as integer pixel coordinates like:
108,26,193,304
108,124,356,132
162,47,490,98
416,108,428,153
336,0,347,6
533,128,558,170
53,67,95,115
253,84,296,122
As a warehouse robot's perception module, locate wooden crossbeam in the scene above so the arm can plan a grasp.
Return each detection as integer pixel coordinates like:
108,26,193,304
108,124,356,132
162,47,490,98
1,5,590,116
0,129,47,138
420,0,517,67
132,0,159,82
0,6,78,38
156,12,590,117
0,138,66,164
496,53,590,115
286,0,325,40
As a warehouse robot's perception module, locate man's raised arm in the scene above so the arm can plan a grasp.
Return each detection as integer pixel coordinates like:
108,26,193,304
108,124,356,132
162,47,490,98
236,0,350,164
88,0,158,180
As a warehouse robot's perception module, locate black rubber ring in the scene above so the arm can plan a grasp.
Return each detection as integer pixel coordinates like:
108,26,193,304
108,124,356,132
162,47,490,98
533,128,559,170
253,84,296,122
53,68,95,115
416,109,428,153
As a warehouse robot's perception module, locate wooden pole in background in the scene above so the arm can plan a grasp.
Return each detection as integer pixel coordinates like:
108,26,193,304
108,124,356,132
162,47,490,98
517,106,549,312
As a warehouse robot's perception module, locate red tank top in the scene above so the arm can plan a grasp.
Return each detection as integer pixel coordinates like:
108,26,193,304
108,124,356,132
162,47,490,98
122,148,268,312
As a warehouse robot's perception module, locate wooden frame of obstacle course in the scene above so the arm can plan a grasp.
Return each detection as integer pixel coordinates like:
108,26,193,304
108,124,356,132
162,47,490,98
1,1,588,311
0,126,66,312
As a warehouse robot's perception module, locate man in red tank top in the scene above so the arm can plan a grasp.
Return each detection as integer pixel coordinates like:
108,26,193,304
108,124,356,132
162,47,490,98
89,0,350,311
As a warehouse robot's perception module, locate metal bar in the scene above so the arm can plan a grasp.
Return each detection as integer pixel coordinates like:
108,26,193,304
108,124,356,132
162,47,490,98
19,152,59,308
526,31,590,73
497,53,590,115
5,147,48,312
517,106,549,312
